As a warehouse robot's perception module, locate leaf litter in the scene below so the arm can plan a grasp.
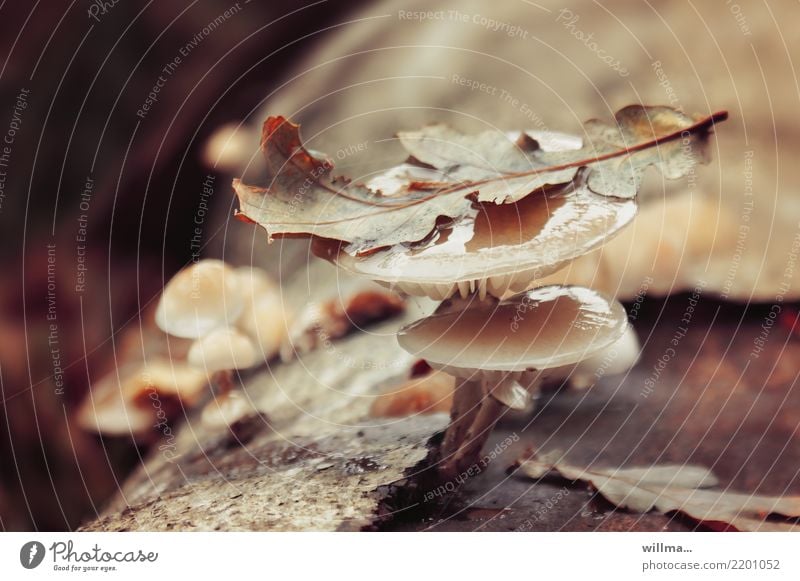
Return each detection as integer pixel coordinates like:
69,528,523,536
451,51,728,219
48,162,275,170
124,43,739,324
517,452,800,532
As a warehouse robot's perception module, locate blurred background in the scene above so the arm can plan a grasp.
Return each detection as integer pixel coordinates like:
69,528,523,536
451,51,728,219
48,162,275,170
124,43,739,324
1,0,798,530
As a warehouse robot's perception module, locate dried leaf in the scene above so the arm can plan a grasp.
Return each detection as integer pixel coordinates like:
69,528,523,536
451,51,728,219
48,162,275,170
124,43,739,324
233,118,475,256
518,453,800,532
234,107,726,254
400,106,720,203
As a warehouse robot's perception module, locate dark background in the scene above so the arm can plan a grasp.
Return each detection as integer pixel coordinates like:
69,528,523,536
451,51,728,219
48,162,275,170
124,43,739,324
0,0,365,531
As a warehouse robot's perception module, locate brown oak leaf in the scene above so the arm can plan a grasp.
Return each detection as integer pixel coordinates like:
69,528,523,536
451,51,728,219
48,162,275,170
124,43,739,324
234,107,726,255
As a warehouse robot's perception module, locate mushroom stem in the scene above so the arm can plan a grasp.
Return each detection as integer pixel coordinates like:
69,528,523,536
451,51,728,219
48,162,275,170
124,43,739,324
439,377,483,466
440,387,506,479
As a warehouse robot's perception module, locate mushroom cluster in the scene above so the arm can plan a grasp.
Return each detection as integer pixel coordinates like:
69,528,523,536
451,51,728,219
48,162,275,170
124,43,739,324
154,259,289,425
79,257,410,438
311,177,640,477
149,259,407,431
77,261,289,438
232,108,725,480
155,260,286,367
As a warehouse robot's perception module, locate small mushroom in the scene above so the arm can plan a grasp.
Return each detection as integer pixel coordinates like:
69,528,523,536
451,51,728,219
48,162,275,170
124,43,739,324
239,292,289,362
155,259,243,339
279,287,405,361
202,122,258,173
187,327,259,374
200,391,254,428
397,285,628,477
128,359,210,406
78,359,208,437
235,265,278,303
324,181,636,300
234,266,291,361
77,374,154,437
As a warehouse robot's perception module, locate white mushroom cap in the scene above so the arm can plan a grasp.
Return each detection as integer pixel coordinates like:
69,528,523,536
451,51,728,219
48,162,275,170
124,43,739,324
233,266,290,360
369,369,455,417
187,327,259,372
129,359,210,405
77,374,154,436
235,266,277,304
238,291,289,361
155,260,244,339
397,286,628,379
328,183,636,300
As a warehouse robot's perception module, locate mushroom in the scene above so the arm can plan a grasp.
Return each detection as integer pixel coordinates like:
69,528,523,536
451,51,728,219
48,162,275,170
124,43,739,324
229,110,721,490
155,259,243,339
202,122,258,173
77,372,154,437
128,359,210,406
187,327,259,392
321,181,636,300
234,266,291,361
200,390,251,427
278,286,405,361
239,292,289,361
78,359,208,438
154,260,290,396
397,285,629,478
235,265,278,303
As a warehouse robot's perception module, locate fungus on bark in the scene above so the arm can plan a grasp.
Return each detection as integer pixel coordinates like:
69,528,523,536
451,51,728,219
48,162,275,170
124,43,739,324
154,260,285,396
397,286,629,477
232,106,727,480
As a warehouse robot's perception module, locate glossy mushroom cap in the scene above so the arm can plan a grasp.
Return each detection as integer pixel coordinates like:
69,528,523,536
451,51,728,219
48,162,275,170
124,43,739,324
397,286,628,378
568,324,640,384
155,260,243,339
325,183,636,300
